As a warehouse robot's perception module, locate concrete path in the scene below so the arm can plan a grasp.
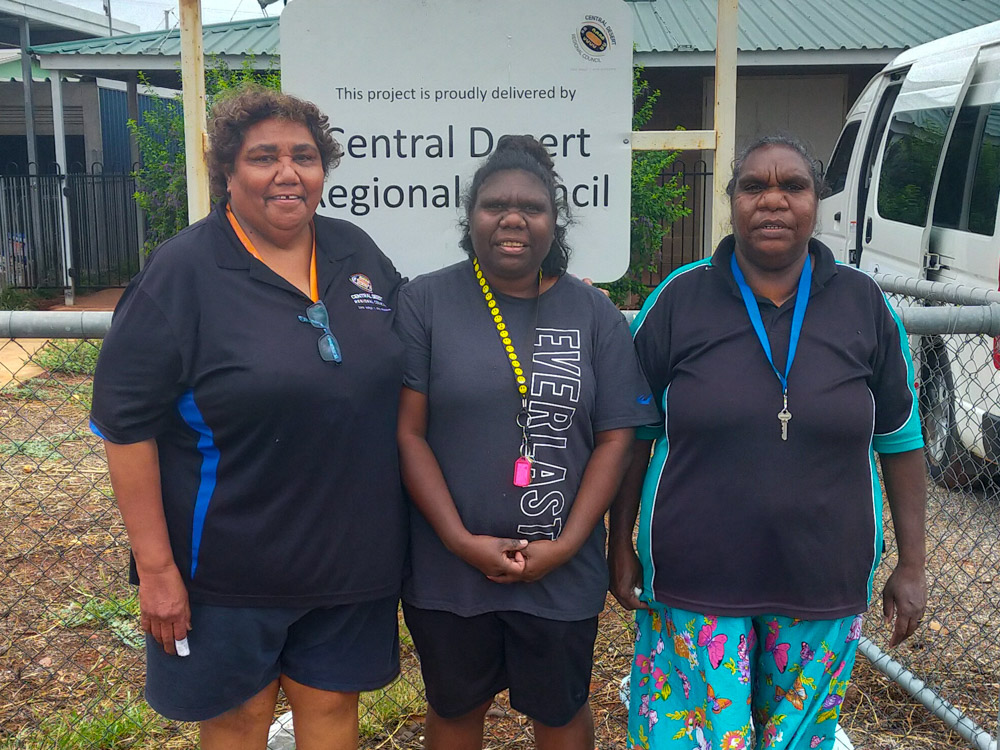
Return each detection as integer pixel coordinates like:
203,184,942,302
0,288,123,388
0,338,46,387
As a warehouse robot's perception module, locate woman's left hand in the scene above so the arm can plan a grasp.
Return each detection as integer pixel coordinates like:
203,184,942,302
488,539,571,583
880,449,927,648
882,561,927,647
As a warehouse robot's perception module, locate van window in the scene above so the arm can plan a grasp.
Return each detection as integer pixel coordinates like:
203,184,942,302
825,121,860,196
933,106,978,229
969,105,1000,236
931,103,1000,236
877,107,953,225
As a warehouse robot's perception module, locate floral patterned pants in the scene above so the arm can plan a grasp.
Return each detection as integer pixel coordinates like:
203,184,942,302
627,605,861,750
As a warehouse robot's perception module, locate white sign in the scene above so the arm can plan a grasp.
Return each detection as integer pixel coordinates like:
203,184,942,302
281,0,633,281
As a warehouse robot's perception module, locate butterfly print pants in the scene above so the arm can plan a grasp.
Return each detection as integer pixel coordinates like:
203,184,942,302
627,606,862,750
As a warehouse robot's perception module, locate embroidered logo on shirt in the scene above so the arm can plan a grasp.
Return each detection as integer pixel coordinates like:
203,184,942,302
350,273,373,292
637,394,652,405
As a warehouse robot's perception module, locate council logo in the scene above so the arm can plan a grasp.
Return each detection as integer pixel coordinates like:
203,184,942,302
350,273,373,292
581,23,608,53
571,15,617,62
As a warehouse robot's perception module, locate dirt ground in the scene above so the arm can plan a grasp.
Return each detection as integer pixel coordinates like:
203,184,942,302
1,370,996,749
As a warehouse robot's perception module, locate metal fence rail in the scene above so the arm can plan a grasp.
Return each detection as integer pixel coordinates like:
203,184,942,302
1,299,998,750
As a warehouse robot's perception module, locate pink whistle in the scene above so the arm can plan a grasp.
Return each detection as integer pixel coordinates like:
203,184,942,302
513,457,532,487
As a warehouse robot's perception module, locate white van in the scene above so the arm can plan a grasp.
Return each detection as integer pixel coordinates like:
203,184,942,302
817,20,1000,486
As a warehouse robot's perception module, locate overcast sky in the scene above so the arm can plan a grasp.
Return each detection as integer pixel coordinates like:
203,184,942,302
64,0,286,33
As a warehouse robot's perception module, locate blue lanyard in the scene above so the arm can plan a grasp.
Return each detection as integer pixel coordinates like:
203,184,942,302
730,251,812,397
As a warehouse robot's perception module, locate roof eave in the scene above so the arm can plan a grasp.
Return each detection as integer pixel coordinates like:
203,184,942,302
0,0,139,37
635,48,902,67
34,52,279,72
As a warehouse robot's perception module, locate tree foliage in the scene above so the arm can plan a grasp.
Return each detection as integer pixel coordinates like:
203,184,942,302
600,66,691,306
128,58,281,255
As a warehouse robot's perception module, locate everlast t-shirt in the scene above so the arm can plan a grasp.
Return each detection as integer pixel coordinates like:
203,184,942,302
396,261,658,620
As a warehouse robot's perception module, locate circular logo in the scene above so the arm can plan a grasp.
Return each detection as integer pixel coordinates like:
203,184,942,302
580,23,609,53
350,273,373,292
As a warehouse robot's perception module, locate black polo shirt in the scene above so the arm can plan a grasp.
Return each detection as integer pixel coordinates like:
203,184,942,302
631,236,923,619
91,201,406,607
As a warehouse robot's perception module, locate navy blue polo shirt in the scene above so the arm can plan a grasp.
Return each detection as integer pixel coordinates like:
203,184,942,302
91,201,406,607
630,237,923,619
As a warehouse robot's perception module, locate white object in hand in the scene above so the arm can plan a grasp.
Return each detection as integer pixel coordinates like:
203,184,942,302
632,586,643,599
175,637,190,657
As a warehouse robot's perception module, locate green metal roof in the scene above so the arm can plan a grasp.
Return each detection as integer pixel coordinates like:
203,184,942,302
30,16,279,58
28,2,1000,61
631,0,1000,53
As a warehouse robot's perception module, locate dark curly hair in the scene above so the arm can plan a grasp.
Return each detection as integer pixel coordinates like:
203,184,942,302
725,134,828,200
459,134,572,277
207,84,343,200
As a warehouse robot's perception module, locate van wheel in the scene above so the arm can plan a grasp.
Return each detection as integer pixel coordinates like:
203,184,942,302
917,339,984,488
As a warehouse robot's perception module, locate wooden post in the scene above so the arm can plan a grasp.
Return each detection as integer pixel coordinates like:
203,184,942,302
629,0,739,258
712,0,739,249
179,0,210,223
50,71,75,306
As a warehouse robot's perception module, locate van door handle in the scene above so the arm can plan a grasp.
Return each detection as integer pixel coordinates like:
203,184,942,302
865,217,873,243
834,211,841,222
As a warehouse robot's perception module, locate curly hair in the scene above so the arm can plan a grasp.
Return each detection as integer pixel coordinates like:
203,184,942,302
459,134,572,277
207,84,343,200
725,134,828,200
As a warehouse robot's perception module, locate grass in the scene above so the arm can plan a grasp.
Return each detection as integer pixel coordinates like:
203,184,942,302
360,675,426,742
33,340,102,377
0,375,94,410
0,429,89,461
0,287,60,311
357,617,426,742
59,592,145,650
0,699,167,750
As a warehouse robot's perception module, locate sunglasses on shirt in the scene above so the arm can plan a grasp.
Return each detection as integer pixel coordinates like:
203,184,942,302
297,301,343,364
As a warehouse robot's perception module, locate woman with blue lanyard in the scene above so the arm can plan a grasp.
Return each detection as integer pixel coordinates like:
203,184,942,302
609,135,927,750
396,135,658,749
91,87,405,749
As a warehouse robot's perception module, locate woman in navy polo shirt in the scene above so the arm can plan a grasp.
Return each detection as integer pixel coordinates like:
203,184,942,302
610,136,927,750
91,87,405,749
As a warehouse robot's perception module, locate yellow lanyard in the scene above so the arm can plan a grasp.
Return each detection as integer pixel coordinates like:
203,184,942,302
473,257,542,487
226,204,319,302
473,257,531,399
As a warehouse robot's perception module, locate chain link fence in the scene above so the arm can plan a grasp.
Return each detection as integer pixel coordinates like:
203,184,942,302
1,295,998,750
843,280,1000,750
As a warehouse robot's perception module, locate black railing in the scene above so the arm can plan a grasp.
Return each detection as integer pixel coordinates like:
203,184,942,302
0,161,716,293
0,173,65,289
0,164,141,291
655,160,712,282
67,171,141,289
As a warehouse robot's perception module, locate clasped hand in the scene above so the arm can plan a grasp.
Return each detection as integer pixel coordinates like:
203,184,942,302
457,535,570,584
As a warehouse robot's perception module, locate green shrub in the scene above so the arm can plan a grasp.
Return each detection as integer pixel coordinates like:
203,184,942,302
129,57,282,255
600,67,691,306
0,287,59,311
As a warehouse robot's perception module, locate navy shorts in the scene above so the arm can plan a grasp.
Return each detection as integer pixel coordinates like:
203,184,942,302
402,603,598,728
145,596,400,721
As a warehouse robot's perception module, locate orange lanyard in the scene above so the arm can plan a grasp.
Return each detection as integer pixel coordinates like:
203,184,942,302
226,205,319,302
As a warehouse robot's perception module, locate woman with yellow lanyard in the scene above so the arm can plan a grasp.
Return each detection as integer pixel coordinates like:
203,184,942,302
91,86,406,749
395,134,658,749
